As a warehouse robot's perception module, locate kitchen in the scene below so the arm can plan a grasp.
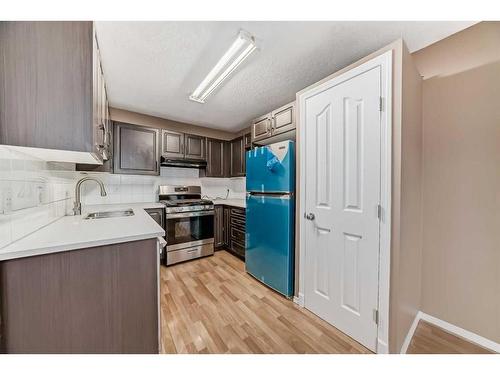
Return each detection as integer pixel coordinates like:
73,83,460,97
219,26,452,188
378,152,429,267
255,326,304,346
1,17,499,361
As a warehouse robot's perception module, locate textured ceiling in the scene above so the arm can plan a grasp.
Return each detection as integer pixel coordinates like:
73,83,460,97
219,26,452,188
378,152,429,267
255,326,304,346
95,21,475,132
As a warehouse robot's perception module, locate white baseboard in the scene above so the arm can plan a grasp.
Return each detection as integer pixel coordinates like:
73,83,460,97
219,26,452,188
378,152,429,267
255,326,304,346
401,311,500,354
377,338,389,354
400,311,423,353
419,312,500,353
293,292,304,307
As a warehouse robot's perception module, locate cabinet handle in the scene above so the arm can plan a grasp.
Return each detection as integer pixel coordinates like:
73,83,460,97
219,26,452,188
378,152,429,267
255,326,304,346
96,123,106,149
106,131,112,147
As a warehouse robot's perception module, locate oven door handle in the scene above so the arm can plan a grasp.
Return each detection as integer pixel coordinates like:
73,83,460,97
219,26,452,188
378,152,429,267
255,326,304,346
167,211,214,219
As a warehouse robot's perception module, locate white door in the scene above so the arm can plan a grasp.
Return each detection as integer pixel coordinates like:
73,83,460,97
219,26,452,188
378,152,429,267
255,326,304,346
303,65,382,351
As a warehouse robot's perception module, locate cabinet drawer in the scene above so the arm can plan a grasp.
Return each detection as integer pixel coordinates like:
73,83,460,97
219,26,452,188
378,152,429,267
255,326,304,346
230,208,245,219
230,240,245,258
230,227,245,243
230,216,245,229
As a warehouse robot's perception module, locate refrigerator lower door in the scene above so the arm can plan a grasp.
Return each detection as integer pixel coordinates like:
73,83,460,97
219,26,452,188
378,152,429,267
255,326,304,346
245,194,294,297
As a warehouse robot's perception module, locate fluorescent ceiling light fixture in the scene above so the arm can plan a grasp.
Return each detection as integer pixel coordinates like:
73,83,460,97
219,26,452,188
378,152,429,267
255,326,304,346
189,30,257,103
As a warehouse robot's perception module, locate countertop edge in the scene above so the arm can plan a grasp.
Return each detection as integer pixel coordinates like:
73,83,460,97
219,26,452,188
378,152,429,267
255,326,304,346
0,230,165,262
212,199,246,208
0,203,166,261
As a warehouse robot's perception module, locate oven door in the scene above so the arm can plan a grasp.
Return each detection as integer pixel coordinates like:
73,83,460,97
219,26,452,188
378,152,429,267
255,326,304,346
166,210,214,251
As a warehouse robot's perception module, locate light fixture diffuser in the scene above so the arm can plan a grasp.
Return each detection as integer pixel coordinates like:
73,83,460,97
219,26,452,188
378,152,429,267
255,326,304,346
189,30,257,103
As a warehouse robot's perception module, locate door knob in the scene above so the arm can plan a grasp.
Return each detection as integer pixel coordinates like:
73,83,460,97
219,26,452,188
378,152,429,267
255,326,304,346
305,213,315,220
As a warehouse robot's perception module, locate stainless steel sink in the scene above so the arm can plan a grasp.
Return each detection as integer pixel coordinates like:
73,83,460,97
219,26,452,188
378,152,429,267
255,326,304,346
83,209,134,220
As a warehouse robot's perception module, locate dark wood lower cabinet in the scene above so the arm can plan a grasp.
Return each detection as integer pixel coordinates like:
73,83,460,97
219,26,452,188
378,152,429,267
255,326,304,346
214,206,225,248
0,238,159,354
228,207,246,258
223,206,231,248
214,205,245,259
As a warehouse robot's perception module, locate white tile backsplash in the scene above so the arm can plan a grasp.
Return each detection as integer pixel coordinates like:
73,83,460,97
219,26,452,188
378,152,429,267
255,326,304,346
0,149,246,250
0,146,77,249
78,167,245,204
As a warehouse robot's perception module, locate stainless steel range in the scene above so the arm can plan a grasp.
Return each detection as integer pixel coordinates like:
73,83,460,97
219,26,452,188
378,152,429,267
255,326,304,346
159,185,214,266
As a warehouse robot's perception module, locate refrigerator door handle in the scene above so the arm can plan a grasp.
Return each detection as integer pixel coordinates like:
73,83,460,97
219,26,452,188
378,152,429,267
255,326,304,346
247,191,293,198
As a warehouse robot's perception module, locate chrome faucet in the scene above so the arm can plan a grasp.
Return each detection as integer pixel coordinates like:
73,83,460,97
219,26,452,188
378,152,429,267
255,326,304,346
73,176,107,215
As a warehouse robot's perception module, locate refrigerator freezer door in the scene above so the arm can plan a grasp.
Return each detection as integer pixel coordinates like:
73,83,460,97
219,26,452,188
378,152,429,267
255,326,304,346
246,140,295,193
245,193,294,297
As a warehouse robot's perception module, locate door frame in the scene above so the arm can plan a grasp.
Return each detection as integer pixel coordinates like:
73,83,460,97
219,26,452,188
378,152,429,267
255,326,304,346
296,50,392,354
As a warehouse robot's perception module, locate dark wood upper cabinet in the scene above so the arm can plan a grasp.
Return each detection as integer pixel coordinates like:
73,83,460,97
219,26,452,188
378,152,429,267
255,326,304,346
185,134,205,160
244,132,252,150
206,138,226,178
251,101,295,144
230,137,245,177
161,130,184,158
113,122,160,175
161,130,206,161
271,102,295,136
224,141,232,177
251,114,272,143
0,21,110,163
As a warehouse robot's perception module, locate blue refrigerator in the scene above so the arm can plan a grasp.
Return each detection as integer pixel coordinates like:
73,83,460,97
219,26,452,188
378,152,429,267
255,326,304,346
245,140,295,297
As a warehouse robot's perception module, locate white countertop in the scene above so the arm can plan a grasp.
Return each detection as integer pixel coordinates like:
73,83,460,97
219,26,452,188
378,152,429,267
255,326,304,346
0,202,166,261
212,199,246,208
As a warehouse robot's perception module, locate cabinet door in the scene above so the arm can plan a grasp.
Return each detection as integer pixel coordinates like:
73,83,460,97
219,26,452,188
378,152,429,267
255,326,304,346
206,138,225,177
161,130,184,159
185,134,206,160
223,141,231,177
0,21,95,153
214,206,224,248
244,132,252,150
271,102,295,136
251,114,271,143
223,206,231,247
97,65,108,159
114,122,160,175
92,32,101,154
145,208,164,228
230,137,245,177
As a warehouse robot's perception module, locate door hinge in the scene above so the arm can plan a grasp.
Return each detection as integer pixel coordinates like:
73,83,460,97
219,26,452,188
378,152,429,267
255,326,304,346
373,309,379,325
379,97,384,112
377,204,382,220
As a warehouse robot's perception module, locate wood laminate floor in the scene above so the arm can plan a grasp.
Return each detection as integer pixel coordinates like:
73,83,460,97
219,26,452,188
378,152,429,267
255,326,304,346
160,250,494,354
159,250,371,354
407,321,494,354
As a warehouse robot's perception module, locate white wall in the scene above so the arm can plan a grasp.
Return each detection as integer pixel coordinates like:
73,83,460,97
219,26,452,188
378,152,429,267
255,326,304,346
0,148,244,249
412,22,500,343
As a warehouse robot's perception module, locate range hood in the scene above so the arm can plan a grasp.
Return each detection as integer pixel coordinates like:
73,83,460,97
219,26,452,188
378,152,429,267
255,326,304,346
160,156,207,169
